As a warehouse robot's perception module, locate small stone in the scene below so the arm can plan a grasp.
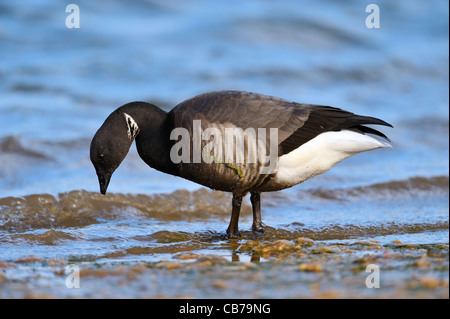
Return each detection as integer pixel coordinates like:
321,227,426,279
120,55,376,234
312,247,334,254
46,258,67,266
164,262,183,270
299,263,322,272
174,252,201,260
415,259,431,268
296,237,314,246
257,240,295,254
419,276,440,289
15,255,44,263
211,279,229,289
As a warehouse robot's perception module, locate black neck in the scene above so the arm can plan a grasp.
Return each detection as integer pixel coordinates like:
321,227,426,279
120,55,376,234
119,102,178,176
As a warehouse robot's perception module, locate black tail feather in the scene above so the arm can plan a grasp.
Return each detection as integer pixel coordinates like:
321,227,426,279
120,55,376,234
351,115,393,128
280,106,393,155
351,125,392,142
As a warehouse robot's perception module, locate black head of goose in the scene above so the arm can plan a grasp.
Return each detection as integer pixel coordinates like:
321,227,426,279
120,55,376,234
90,90,393,238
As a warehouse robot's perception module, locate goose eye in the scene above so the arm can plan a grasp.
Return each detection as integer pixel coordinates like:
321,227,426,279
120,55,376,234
98,154,104,163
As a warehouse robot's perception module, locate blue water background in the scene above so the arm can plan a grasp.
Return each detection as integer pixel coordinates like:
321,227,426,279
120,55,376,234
0,0,448,196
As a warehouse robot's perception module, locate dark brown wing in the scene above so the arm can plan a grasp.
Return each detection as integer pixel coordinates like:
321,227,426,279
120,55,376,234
169,90,306,142
169,90,392,156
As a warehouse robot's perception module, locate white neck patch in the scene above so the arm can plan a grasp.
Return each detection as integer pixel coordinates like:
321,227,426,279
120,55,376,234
123,112,140,141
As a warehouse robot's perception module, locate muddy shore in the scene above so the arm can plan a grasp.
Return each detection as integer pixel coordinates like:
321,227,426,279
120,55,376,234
1,237,447,299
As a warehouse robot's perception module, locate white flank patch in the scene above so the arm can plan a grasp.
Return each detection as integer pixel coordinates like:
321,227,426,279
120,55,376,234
123,113,140,141
275,130,392,187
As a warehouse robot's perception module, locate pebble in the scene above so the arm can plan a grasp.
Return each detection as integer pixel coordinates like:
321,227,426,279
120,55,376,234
211,279,229,289
419,276,441,289
299,263,322,272
174,252,201,260
162,262,183,270
296,237,314,246
15,255,44,263
312,247,334,254
415,258,431,268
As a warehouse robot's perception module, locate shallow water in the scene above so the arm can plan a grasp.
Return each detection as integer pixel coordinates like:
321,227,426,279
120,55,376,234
0,175,448,262
0,0,448,298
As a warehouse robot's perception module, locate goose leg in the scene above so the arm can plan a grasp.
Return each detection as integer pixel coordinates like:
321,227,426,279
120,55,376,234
226,194,243,238
250,192,263,234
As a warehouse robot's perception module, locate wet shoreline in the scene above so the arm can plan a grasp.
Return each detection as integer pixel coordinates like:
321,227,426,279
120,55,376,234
0,182,448,298
1,238,448,299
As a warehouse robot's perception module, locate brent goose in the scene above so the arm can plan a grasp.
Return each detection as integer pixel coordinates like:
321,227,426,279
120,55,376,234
90,90,392,238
